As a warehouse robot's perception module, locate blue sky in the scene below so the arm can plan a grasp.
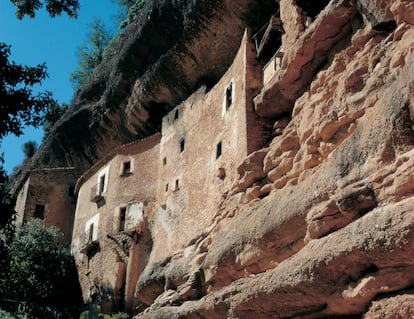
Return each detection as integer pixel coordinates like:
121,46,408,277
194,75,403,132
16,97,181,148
0,0,120,174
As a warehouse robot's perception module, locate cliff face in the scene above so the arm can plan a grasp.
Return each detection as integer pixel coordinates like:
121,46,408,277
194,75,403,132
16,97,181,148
13,0,414,317
130,0,414,318
26,0,277,172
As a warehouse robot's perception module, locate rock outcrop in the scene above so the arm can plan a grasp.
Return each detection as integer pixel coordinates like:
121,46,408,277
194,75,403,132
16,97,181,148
11,0,414,317
130,0,414,318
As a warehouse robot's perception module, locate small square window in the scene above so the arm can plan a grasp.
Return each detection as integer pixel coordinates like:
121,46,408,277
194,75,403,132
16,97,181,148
122,161,131,175
180,138,185,152
34,204,45,219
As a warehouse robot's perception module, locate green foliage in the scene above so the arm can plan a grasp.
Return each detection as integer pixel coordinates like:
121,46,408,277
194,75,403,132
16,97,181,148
10,0,79,19
119,0,145,29
43,102,69,139
22,140,38,158
70,18,113,89
0,220,82,318
0,43,55,140
103,313,129,319
0,309,19,319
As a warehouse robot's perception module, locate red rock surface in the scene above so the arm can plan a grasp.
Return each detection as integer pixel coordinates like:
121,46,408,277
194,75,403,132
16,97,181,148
133,0,414,317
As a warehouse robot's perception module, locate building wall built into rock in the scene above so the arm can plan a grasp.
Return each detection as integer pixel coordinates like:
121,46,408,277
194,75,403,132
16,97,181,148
70,31,269,312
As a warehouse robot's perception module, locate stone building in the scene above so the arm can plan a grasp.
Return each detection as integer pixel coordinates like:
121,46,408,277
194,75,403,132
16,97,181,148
71,134,161,312
70,30,270,312
14,167,80,243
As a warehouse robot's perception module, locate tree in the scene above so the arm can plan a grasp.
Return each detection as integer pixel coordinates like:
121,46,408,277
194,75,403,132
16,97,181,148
0,44,55,140
119,0,145,29
0,219,82,318
10,0,79,19
70,18,113,89
22,140,38,158
0,42,56,229
0,3,83,316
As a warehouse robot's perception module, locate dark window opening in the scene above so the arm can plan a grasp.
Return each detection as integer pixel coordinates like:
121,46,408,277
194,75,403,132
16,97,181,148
253,14,284,62
99,175,106,195
174,109,179,120
165,184,169,192
68,185,75,197
34,204,45,219
296,0,330,20
119,207,126,232
122,161,131,175
225,83,233,109
163,157,167,166
175,179,179,191
89,223,94,242
216,142,222,159
180,138,185,152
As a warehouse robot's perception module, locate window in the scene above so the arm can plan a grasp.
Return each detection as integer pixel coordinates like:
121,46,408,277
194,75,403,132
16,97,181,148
175,179,179,191
67,185,75,197
99,174,106,195
121,161,131,175
174,109,179,120
34,204,45,219
119,207,126,232
165,184,169,192
216,141,222,159
88,223,94,242
163,157,167,166
225,83,233,109
180,138,185,152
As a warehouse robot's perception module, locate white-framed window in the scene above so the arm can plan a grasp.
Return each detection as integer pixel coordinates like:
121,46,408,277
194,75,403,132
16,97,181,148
85,213,100,242
97,165,110,195
115,203,144,233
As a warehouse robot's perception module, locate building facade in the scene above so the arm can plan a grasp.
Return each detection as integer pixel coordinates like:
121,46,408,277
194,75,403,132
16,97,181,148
71,134,161,312
70,30,271,313
14,167,80,243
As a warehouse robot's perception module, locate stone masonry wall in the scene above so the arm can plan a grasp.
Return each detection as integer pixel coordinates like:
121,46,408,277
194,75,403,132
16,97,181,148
14,168,80,243
72,134,161,312
150,30,264,263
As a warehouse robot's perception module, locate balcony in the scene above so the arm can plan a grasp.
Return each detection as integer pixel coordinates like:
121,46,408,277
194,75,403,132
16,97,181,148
80,228,98,254
90,184,104,203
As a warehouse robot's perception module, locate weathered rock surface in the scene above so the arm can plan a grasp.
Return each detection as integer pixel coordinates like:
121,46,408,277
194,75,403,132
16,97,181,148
10,0,414,317
32,0,277,169
132,0,414,317
9,0,277,195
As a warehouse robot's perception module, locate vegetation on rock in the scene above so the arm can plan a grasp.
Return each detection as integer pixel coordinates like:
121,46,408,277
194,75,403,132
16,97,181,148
22,141,38,159
70,18,113,89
